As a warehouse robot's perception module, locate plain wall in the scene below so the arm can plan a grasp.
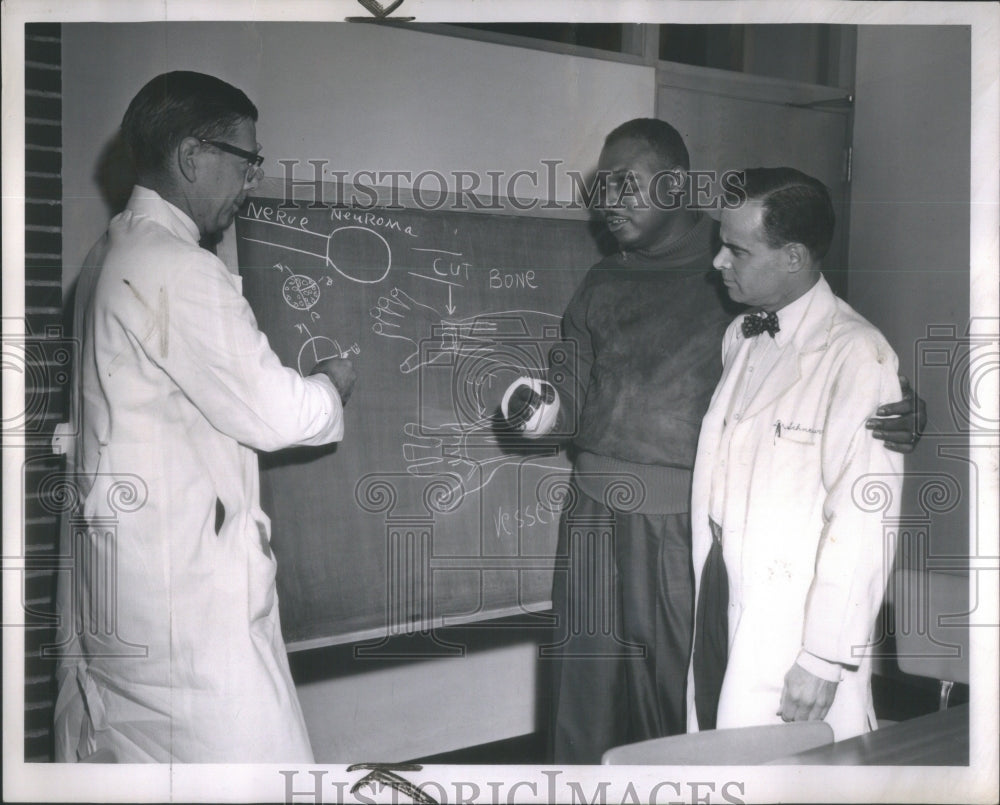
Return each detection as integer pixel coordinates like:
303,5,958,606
60,21,654,760
62,22,653,294
848,25,971,561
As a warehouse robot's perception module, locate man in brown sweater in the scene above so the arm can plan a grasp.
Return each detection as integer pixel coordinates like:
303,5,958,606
505,118,923,763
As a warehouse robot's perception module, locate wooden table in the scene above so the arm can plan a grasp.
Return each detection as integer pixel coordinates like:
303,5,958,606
767,704,969,765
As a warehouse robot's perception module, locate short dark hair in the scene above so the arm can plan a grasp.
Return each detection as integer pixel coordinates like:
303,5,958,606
121,71,258,176
739,167,836,260
604,118,690,172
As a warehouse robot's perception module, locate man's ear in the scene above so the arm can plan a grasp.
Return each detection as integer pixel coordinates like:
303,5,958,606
176,136,201,184
784,242,809,273
670,166,689,198
650,166,688,210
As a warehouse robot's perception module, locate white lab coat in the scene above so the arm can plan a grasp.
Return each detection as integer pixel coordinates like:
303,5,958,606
54,187,344,763
687,277,902,740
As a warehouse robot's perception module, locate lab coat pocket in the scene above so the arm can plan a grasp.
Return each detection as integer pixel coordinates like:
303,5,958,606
768,423,820,482
771,418,820,446
247,519,277,623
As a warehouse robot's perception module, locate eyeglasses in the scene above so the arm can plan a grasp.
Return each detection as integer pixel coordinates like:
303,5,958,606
199,138,264,183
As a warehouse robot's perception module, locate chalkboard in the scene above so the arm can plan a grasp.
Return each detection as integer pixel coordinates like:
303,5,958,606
235,193,604,650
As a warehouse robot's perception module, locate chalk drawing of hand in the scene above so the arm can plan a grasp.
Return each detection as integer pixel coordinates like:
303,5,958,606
370,288,505,375
370,288,446,374
402,420,543,503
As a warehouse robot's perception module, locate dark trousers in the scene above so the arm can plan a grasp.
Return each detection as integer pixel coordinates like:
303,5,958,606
546,486,694,764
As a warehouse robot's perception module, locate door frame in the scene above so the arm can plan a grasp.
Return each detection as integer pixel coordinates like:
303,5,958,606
655,58,855,297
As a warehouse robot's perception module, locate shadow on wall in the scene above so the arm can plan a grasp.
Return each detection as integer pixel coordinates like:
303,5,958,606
94,132,136,218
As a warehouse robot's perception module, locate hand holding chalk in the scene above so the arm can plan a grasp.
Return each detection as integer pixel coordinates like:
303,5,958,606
501,377,560,438
311,357,357,405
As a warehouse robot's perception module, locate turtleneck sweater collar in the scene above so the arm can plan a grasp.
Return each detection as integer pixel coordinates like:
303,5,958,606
602,213,717,275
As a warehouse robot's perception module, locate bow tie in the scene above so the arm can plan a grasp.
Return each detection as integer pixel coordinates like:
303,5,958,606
742,311,780,338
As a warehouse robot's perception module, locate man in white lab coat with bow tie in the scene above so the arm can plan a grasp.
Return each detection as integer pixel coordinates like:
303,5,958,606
687,167,903,741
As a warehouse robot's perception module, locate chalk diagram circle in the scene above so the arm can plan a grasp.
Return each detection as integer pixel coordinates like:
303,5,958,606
297,336,343,375
327,226,392,284
282,274,321,310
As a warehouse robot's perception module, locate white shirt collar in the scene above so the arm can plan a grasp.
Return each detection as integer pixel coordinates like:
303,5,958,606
128,185,202,245
770,276,825,348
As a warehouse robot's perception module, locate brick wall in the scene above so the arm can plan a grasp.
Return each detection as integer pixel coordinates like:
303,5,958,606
23,21,65,763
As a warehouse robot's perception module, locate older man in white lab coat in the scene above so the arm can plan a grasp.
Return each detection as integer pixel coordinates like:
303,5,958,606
54,72,356,763
687,168,902,741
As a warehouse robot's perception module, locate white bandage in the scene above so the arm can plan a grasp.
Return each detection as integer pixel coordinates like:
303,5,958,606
501,377,561,439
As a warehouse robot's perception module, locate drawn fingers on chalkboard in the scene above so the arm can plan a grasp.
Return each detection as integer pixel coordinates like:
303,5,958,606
370,287,454,374
401,420,541,502
388,286,440,315
401,422,471,501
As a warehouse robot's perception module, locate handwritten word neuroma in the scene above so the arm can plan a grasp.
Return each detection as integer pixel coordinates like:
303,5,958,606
330,208,417,237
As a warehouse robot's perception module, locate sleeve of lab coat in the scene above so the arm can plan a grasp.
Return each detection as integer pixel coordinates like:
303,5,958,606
802,333,903,666
142,249,345,452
